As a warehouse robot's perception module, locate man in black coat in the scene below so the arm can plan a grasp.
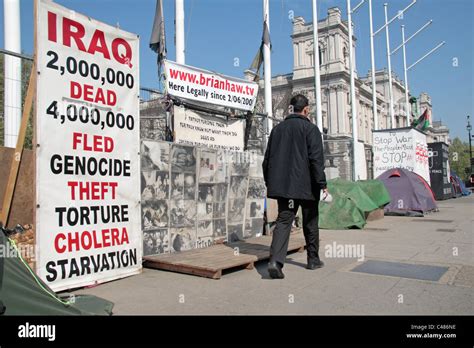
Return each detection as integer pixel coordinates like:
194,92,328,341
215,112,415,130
262,94,327,279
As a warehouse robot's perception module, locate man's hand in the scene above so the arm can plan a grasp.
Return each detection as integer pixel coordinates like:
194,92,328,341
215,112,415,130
321,188,332,203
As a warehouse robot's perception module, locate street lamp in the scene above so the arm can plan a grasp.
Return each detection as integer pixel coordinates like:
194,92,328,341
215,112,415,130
467,115,472,160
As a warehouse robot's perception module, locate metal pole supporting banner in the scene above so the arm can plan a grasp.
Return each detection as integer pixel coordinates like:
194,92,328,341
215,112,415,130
263,0,273,142
175,0,185,64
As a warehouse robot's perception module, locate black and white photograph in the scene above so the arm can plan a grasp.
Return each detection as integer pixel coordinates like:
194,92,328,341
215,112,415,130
143,229,170,256
230,158,250,176
183,173,196,200
249,154,264,177
228,224,243,242
154,171,170,199
170,172,184,199
142,200,169,230
244,219,264,239
141,141,170,171
170,200,196,227
228,198,245,223
247,178,266,199
215,150,228,183
171,144,196,172
212,202,226,219
246,199,264,218
170,228,196,253
212,219,226,240
141,171,170,201
213,183,228,202
198,184,214,202
141,171,155,202
140,118,166,141
198,149,217,183
197,220,213,238
229,176,248,198
197,202,213,220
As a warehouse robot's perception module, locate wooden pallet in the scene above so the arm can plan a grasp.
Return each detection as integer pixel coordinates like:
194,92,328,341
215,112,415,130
143,232,306,279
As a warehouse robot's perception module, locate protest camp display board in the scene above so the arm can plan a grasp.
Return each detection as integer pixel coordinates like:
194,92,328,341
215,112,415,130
141,140,265,256
373,128,430,184
163,60,259,112
36,0,141,291
428,142,453,200
173,106,245,151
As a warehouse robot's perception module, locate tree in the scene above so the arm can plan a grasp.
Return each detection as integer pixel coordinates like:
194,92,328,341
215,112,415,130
449,137,471,181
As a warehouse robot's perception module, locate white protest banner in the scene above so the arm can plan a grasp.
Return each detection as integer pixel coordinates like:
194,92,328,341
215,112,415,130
373,128,430,184
413,129,430,184
36,0,141,291
174,106,245,151
164,60,259,112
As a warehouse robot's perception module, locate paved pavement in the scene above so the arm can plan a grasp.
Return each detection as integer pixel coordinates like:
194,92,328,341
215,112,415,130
73,195,474,315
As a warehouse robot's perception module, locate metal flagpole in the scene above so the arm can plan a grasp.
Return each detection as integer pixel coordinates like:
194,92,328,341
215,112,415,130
347,0,358,181
401,25,410,124
373,0,416,129
175,0,185,64
391,20,433,124
384,3,395,129
368,0,378,130
263,0,273,143
347,0,365,181
312,0,323,133
407,41,446,71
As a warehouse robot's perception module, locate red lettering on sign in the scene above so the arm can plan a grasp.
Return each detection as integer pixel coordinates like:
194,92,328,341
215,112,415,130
48,12,57,42
54,233,66,253
67,181,118,200
53,228,130,253
62,17,86,51
88,30,111,59
70,81,117,106
47,10,133,67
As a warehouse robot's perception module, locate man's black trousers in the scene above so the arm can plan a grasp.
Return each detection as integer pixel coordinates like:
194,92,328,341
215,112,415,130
269,198,320,267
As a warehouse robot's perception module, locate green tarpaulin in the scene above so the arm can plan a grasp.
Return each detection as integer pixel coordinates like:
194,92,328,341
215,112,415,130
0,233,114,315
319,178,391,229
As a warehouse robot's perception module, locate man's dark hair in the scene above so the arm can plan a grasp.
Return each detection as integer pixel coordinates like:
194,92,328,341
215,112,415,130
290,94,309,113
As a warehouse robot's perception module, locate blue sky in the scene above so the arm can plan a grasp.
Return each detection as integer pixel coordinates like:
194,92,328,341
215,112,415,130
1,0,472,140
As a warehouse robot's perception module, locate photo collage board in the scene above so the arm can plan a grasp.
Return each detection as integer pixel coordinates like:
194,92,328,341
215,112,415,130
141,140,265,256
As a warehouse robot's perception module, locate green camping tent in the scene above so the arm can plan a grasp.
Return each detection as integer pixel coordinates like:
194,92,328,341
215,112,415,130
0,229,114,315
318,178,391,229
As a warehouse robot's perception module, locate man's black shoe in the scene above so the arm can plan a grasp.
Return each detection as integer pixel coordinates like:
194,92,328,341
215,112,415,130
268,261,285,279
307,259,324,270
